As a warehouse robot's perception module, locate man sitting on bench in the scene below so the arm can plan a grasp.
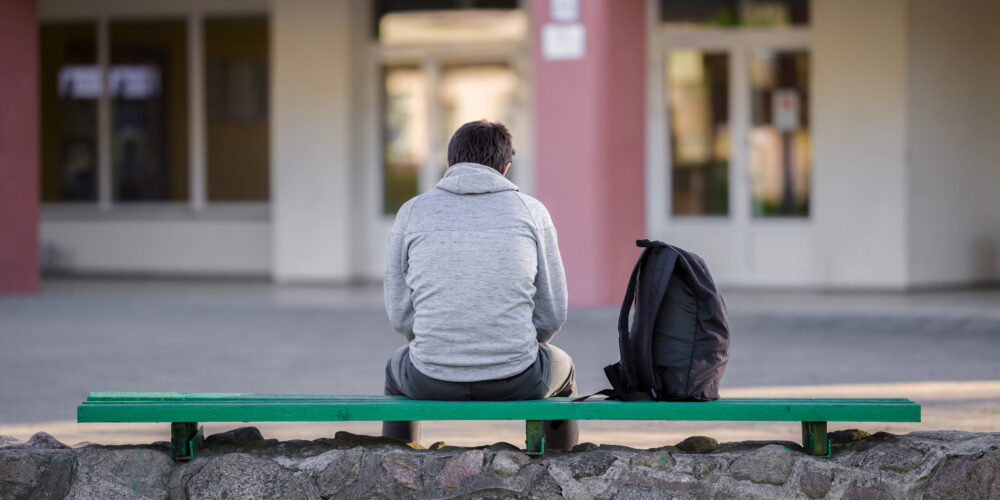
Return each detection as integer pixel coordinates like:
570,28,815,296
382,120,578,451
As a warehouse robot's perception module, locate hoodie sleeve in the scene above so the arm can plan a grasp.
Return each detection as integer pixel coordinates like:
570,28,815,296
384,201,415,341
531,204,569,343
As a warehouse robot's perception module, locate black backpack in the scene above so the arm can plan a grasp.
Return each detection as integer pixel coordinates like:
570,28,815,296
602,239,730,401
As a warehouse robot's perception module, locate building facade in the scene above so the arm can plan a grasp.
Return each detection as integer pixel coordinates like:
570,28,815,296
2,0,999,305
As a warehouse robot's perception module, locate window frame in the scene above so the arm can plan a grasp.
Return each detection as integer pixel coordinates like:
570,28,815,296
39,6,270,219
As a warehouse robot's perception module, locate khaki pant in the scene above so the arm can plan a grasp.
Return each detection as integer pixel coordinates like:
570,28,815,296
382,343,578,451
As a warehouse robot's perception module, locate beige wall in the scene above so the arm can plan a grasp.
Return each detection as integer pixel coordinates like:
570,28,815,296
813,0,1000,289
41,217,270,275
905,0,1000,287
812,0,910,288
270,0,356,282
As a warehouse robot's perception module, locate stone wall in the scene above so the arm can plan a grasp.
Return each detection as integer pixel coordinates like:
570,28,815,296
1,429,997,499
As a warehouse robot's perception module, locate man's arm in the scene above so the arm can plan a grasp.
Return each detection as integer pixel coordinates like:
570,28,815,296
384,202,415,341
532,208,568,343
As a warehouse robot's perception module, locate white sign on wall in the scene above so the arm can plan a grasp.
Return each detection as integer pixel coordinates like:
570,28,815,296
550,0,579,22
542,23,586,61
773,88,800,132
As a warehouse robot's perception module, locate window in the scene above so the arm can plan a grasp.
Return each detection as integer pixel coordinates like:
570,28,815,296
205,17,270,201
383,66,426,214
40,23,98,202
39,16,271,208
749,50,810,216
667,50,730,216
110,20,188,202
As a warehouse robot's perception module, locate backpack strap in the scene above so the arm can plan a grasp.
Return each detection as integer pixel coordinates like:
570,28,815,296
598,245,650,401
612,251,646,392
572,388,653,403
632,244,677,398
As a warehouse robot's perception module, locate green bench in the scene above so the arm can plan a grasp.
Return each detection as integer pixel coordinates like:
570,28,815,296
77,392,920,460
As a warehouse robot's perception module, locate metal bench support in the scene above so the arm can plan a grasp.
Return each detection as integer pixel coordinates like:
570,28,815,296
171,422,203,460
801,421,828,457
525,420,545,455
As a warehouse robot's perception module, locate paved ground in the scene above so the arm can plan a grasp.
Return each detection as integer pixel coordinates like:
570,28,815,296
1,279,998,446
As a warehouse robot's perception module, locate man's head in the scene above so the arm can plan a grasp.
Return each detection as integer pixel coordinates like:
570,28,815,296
447,120,516,176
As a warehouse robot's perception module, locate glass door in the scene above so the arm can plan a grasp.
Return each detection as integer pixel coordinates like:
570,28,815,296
666,48,731,217
653,24,810,283
748,49,810,217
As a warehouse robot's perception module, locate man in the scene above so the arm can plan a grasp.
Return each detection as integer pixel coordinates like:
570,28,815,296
382,120,577,450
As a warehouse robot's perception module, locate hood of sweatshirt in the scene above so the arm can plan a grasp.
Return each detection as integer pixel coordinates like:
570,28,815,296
435,162,519,195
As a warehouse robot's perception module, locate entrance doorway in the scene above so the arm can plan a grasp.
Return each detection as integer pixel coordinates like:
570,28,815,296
647,0,813,285
358,6,532,278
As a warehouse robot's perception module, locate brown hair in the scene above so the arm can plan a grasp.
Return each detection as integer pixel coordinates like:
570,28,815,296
447,120,516,174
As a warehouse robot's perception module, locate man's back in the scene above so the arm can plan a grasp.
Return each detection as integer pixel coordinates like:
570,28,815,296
382,120,577,450
384,162,567,382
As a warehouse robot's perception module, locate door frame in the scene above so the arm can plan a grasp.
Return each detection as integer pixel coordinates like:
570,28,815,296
645,0,811,283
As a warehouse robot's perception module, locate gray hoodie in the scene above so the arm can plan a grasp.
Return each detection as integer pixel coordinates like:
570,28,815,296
384,162,569,382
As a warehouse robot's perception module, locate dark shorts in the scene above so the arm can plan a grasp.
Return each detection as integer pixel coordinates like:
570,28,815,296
384,343,576,401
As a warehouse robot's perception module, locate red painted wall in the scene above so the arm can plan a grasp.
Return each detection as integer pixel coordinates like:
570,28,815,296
0,0,40,293
532,0,646,306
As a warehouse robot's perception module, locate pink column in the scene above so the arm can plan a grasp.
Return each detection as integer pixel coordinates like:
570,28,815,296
0,0,40,293
532,0,646,307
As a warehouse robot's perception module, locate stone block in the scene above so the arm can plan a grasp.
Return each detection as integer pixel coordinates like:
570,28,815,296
730,444,795,485
492,450,530,476
316,448,364,497
922,449,1000,500
10,432,69,450
799,471,833,499
435,449,484,488
0,450,74,500
65,447,174,500
569,450,618,479
186,453,318,500
629,451,675,470
382,452,422,490
675,436,718,453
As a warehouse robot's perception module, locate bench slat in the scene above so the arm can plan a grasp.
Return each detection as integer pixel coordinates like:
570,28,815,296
82,392,914,404
81,398,914,405
78,396,920,423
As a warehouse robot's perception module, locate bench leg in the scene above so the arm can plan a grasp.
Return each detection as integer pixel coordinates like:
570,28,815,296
525,420,545,455
171,422,203,461
801,421,828,457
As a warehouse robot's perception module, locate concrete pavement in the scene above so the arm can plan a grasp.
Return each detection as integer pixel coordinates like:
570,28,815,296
1,278,998,446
